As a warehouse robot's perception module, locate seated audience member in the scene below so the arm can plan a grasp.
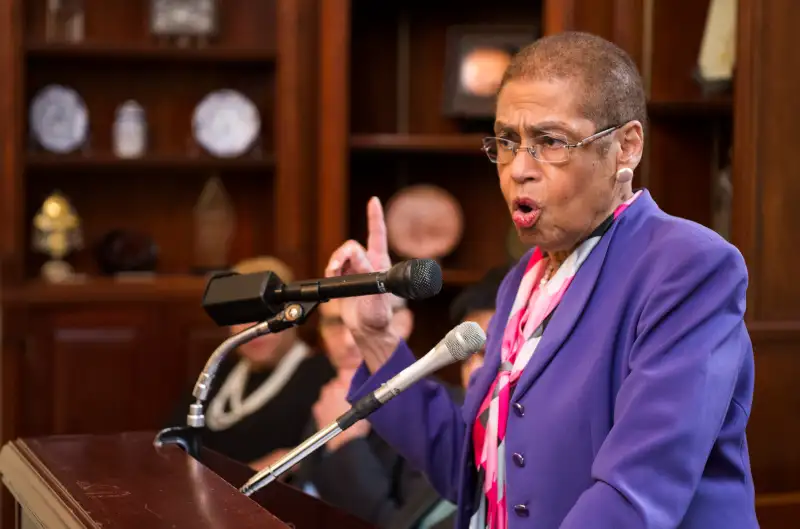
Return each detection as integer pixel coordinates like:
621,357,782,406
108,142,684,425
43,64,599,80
448,265,509,388
288,296,428,528
388,266,508,529
167,256,335,471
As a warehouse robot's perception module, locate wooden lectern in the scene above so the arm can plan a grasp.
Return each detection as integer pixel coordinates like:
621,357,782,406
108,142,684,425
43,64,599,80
0,431,375,529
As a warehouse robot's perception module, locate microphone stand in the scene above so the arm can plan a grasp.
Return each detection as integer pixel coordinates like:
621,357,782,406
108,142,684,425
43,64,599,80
153,299,320,459
240,320,486,497
240,420,343,496
240,382,385,496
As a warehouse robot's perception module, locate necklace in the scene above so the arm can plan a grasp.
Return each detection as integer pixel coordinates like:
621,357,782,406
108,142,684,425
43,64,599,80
539,260,555,287
206,341,310,431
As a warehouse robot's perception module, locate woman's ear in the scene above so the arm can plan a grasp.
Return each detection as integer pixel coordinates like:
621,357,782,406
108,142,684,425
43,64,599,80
616,120,644,171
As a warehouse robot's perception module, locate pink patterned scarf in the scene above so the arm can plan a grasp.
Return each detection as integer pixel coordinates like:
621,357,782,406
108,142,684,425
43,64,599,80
471,192,640,528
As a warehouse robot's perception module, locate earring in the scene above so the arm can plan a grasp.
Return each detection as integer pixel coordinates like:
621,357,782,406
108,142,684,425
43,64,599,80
616,168,634,183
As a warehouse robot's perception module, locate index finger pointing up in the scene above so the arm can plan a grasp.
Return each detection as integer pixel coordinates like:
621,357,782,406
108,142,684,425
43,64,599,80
366,196,391,270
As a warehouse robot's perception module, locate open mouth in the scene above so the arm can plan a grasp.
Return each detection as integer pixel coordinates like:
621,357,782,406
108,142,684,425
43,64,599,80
512,198,540,229
517,202,534,214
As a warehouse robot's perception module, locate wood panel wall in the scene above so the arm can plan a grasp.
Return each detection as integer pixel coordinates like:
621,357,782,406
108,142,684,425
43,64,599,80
0,1,319,527
733,0,800,510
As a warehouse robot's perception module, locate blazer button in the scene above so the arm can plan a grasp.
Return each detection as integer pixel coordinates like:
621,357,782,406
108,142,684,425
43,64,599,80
513,402,525,417
514,504,529,517
512,453,525,467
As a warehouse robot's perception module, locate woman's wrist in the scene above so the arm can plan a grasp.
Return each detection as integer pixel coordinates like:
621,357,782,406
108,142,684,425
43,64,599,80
352,328,400,373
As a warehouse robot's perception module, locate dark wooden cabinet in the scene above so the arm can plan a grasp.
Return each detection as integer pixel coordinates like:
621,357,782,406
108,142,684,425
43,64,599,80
0,291,239,526
4,294,228,439
23,305,155,435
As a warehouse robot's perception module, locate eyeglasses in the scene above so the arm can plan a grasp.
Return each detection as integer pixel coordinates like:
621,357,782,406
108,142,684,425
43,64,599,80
320,306,406,331
481,125,621,165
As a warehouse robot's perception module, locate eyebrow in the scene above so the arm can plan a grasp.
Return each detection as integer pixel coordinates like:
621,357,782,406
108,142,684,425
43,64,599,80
494,120,577,137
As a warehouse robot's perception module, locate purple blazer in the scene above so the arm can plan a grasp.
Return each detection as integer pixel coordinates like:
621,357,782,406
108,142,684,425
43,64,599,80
348,190,758,529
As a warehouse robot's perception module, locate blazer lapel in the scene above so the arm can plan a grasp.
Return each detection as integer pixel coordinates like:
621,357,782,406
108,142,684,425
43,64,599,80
511,222,620,402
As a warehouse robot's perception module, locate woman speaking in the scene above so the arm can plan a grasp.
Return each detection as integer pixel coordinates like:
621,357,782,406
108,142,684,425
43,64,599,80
325,32,758,529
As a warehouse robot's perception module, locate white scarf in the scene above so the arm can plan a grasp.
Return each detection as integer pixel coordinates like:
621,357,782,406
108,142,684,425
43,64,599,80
205,340,310,431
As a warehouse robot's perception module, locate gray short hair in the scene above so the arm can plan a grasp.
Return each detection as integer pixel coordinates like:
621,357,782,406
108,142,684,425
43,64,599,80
500,31,647,130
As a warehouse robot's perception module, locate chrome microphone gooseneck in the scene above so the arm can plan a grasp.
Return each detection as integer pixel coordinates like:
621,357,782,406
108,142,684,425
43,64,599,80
186,300,318,428
186,319,273,428
153,299,320,454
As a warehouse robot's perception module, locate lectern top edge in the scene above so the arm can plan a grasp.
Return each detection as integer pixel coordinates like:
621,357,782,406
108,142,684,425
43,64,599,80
0,432,291,529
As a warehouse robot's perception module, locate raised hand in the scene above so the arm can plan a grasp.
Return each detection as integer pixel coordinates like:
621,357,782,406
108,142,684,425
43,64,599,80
312,374,371,451
325,197,399,372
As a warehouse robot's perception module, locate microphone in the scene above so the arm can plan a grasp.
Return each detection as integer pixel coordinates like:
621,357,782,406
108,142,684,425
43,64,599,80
239,321,487,497
203,258,443,326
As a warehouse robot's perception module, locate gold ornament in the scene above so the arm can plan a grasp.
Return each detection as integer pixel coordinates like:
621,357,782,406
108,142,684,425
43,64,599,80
32,191,84,282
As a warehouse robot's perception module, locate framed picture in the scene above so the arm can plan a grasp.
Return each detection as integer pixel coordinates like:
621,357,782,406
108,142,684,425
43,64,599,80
150,0,218,38
442,25,540,119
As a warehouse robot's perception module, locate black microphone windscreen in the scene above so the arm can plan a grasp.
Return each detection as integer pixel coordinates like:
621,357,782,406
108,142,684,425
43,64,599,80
387,259,443,300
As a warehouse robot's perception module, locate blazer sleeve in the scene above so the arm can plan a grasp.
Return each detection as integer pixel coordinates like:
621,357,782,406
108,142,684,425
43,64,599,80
347,343,466,503
559,239,752,529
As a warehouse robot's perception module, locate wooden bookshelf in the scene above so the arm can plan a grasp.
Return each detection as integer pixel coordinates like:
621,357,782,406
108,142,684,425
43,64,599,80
0,3,318,526
646,98,733,117
318,0,548,371
350,133,485,153
2,0,318,282
26,152,276,171
2,275,209,304
26,41,277,63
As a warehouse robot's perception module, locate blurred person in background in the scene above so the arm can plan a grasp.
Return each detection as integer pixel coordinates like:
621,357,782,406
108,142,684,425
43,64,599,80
288,295,425,528
449,266,509,389
388,267,508,529
167,256,335,472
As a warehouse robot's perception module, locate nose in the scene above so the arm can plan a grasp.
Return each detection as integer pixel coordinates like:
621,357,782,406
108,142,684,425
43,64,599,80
509,145,541,184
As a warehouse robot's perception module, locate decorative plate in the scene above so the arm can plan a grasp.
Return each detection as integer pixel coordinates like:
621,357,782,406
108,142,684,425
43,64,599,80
385,185,464,260
29,84,88,154
192,89,260,158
